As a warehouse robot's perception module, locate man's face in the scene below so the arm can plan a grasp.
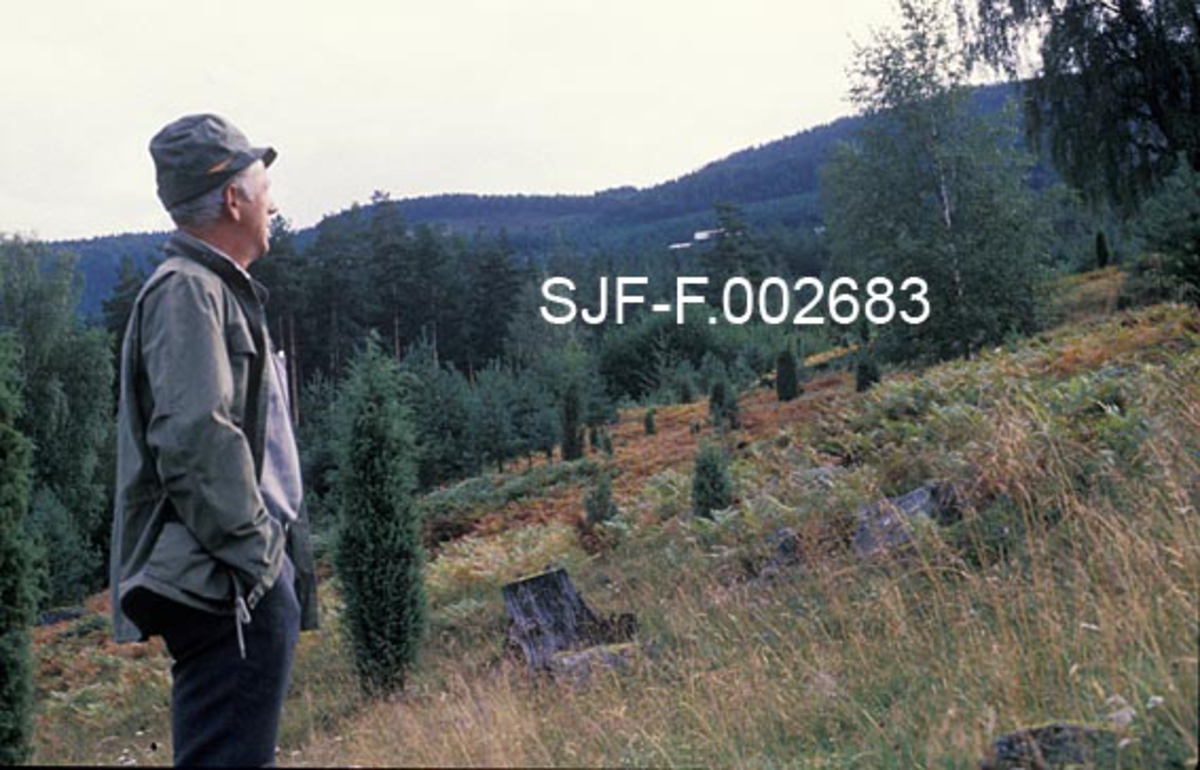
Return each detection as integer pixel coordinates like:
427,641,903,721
235,161,277,262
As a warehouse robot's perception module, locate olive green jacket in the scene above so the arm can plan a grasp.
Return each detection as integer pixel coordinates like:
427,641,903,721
110,232,318,643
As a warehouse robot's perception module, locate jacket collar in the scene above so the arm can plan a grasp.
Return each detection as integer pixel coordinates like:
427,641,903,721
165,230,270,306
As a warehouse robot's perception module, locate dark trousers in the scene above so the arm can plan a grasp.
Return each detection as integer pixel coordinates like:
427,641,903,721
151,556,300,767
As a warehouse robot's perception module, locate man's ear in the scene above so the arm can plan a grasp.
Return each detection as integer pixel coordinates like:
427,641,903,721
222,183,242,222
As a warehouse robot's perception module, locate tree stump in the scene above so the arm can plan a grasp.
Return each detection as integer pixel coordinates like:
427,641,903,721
502,568,635,671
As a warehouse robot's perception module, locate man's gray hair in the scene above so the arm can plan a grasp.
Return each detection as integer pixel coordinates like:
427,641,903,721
166,163,259,229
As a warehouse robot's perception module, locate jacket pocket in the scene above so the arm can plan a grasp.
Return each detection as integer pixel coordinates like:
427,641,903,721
144,521,233,603
226,322,257,427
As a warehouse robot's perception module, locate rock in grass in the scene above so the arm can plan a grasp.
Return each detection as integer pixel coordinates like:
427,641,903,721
981,723,1121,769
757,527,805,581
789,465,845,491
852,482,959,558
549,642,639,685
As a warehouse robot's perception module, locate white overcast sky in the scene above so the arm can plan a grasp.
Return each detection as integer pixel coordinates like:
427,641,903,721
2,0,904,241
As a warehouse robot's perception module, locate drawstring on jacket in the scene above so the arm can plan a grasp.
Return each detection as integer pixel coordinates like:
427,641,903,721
233,580,251,660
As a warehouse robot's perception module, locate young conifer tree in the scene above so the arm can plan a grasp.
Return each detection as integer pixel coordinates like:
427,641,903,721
561,380,584,461
708,380,727,428
856,351,882,393
677,376,695,404
1095,231,1111,269
691,442,733,519
334,338,425,694
776,349,800,402
584,471,619,527
1136,159,1200,304
0,336,36,764
709,377,740,430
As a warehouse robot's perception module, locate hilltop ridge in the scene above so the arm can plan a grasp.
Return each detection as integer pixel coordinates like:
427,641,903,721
60,84,1017,317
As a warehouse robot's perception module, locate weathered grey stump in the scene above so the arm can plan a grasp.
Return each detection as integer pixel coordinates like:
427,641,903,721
502,567,635,672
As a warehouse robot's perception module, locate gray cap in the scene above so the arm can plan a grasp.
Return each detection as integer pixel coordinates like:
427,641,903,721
150,113,276,210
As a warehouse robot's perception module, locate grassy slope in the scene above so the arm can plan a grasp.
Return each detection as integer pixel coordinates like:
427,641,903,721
32,278,1199,767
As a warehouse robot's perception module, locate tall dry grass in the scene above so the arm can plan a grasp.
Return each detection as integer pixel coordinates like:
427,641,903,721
30,304,1196,767
288,306,1198,767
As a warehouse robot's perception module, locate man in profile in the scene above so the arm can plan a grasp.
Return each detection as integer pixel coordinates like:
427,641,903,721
110,114,318,766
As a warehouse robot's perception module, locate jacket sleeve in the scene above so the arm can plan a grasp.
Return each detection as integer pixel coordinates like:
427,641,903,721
140,270,284,607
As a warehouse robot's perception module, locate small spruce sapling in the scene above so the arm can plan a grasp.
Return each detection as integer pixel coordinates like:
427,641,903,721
691,442,733,519
856,352,881,393
1095,230,1111,269
584,471,620,527
561,381,584,461
776,349,800,402
708,379,740,430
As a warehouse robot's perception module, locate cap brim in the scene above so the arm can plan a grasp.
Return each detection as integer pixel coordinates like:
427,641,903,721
256,146,277,168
